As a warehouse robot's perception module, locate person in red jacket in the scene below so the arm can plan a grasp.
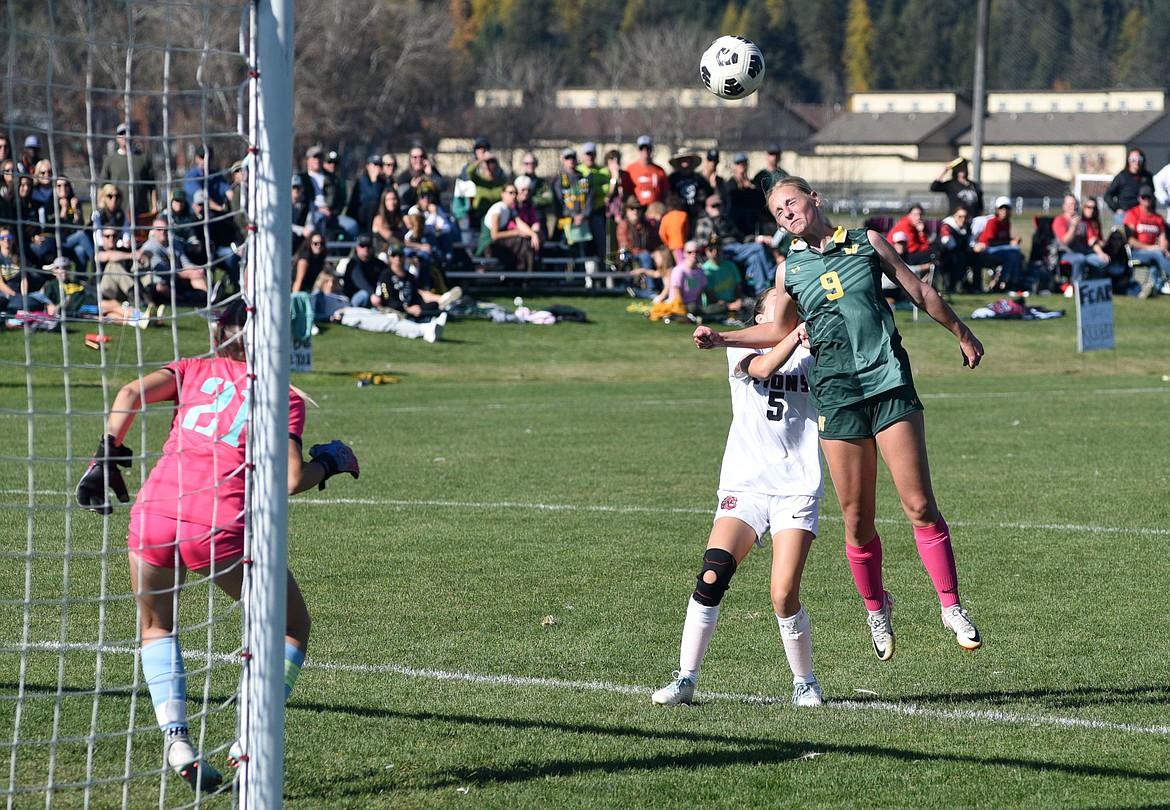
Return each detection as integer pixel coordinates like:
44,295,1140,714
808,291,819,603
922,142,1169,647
887,204,934,266
974,196,1025,291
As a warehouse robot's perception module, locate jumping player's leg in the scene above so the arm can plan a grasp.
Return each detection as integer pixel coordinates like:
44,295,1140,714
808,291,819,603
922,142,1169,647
652,516,757,705
876,413,982,650
820,436,885,608
820,436,896,659
875,414,956,603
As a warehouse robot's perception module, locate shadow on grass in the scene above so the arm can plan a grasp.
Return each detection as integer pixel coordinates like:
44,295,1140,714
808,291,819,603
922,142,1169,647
285,700,1170,800
882,684,1170,711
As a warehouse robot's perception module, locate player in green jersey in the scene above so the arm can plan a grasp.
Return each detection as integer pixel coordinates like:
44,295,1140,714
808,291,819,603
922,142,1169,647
694,175,984,660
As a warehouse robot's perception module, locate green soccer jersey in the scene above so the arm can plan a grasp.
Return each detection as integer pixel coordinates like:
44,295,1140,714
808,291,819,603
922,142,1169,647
782,227,913,408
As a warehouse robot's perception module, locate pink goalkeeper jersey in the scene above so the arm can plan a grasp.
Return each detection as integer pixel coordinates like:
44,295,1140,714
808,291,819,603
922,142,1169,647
134,356,306,529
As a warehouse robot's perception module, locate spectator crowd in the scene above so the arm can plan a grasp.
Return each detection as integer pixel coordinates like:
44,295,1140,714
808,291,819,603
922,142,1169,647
3,125,1168,337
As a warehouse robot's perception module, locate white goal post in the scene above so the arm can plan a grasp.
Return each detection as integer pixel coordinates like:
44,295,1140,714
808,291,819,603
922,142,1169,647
1,0,292,807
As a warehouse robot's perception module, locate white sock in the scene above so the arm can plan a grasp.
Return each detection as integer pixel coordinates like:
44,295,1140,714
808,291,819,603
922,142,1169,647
678,597,719,679
776,606,814,683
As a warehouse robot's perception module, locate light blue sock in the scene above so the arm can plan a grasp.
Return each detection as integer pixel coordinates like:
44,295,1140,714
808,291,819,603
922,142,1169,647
284,643,306,703
141,637,187,733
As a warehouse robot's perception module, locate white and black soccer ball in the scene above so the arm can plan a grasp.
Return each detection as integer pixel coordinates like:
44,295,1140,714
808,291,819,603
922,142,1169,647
699,35,765,100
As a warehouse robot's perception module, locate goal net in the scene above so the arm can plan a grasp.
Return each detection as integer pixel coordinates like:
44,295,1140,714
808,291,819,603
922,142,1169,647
1,1,291,806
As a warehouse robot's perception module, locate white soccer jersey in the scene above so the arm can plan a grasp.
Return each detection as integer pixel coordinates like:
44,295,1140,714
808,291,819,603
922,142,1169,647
718,346,823,498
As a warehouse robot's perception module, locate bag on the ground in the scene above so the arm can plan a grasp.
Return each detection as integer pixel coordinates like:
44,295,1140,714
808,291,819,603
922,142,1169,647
546,304,588,323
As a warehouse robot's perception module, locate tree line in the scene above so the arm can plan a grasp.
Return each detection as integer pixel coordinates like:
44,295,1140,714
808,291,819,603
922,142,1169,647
6,0,1168,168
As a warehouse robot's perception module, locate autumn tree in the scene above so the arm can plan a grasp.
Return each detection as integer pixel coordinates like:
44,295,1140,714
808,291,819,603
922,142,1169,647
844,0,874,94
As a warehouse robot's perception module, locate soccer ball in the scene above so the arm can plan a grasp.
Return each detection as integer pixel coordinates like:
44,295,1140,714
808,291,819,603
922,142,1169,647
699,35,765,100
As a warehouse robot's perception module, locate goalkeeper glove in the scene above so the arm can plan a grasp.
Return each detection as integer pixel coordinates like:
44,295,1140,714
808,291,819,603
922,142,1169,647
76,435,133,514
309,440,359,491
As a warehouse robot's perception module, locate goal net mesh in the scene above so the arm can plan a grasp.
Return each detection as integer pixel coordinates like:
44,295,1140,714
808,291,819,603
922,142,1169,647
1,1,270,806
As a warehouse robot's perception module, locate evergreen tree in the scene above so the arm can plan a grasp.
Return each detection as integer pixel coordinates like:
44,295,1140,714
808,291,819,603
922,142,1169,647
717,3,749,36
1113,8,1150,87
1065,0,1116,88
793,0,846,102
1023,3,1066,89
989,0,1035,89
741,0,802,101
869,0,899,89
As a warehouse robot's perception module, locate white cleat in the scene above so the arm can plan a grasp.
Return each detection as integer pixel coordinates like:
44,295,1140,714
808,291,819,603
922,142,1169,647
227,738,246,770
941,603,983,650
866,591,896,661
651,672,696,705
166,734,222,793
791,678,824,707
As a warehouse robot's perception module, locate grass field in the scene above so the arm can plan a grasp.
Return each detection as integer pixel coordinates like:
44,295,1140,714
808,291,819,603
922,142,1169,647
3,290,1170,808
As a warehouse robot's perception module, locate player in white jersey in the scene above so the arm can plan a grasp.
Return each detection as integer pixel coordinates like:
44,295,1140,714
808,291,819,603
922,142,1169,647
652,287,826,707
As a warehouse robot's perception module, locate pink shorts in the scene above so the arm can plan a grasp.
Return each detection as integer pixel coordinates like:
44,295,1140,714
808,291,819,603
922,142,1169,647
127,510,244,570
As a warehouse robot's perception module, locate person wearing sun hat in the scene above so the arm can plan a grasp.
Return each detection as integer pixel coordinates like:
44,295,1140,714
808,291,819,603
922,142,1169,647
668,148,714,222
616,193,665,297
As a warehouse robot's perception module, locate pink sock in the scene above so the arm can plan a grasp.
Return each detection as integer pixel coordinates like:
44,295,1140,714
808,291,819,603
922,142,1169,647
914,515,960,608
845,535,885,611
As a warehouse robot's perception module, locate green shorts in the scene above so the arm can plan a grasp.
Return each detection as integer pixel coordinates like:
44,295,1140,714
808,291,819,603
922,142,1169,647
817,385,923,440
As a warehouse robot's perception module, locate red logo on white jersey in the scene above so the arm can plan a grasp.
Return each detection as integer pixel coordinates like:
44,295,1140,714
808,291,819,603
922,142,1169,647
720,495,738,511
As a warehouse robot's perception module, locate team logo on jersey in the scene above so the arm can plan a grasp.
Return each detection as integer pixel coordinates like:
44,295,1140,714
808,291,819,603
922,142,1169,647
719,495,738,511
844,243,860,254
789,264,800,274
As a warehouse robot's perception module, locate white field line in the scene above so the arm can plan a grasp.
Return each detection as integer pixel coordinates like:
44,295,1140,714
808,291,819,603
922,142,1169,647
4,491,1170,538
290,497,1170,538
18,641,1170,737
266,386,1170,415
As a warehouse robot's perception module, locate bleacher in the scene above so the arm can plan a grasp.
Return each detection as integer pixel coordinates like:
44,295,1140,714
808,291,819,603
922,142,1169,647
325,238,634,293
862,215,942,239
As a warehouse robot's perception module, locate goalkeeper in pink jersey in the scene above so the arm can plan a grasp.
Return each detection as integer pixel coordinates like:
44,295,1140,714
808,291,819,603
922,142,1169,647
76,299,359,794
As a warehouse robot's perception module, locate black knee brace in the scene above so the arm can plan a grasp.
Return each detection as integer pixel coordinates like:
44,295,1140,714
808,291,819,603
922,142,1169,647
692,548,737,607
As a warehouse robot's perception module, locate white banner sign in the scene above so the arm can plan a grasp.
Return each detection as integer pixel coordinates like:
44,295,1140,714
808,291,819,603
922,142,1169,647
1075,279,1115,352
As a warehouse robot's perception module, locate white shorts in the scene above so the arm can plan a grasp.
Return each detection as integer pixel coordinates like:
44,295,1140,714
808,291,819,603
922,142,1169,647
714,490,819,543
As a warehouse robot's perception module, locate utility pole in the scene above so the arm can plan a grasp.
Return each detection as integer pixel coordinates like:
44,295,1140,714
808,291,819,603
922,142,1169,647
971,0,989,182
